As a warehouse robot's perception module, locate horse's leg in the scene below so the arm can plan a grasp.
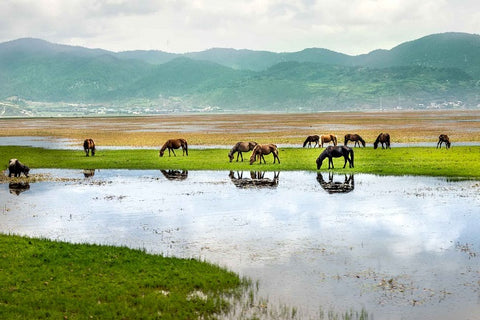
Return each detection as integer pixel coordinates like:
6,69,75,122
238,152,243,162
261,154,266,164
328,157,334,169
343,155,347,168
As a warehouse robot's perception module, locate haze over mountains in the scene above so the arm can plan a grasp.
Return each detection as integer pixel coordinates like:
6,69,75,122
1,32,479,116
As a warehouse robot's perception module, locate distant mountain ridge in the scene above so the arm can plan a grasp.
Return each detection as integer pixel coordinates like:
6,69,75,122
0,32,479,115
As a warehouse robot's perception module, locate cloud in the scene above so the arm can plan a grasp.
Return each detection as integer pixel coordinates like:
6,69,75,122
1,0,479,54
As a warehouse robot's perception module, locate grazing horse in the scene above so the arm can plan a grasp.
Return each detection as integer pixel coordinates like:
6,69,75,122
316,145,354,169
344,134,366,147
159,138,188,157
437,134,451,149
320,134,338,147
249,144,280,165
303,135,320,148
373,133,391,149
83,138,96,156
228,141,257,162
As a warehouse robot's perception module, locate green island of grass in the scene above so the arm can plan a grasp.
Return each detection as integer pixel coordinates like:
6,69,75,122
0,234,246,319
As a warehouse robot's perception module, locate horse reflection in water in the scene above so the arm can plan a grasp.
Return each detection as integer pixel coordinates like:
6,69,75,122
316,172,354,194
83,169,95,178
9,182,30,195
229,171,279,189
161,170,188,181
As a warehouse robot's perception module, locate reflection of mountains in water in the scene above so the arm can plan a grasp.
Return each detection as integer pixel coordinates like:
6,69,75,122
229,171,279,189
161,170,188,181
317,172,354,194
9,182,30,195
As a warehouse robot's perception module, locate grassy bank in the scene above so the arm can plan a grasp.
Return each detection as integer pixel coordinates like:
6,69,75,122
0,234,245,319
1,145,479,178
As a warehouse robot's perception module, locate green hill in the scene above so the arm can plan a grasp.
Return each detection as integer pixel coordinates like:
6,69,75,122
0,33,479,114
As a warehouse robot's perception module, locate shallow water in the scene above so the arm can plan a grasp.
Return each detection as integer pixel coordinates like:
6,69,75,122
1,170,480,319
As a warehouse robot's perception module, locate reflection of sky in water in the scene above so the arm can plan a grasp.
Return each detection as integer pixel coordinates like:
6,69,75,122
1,170,479,319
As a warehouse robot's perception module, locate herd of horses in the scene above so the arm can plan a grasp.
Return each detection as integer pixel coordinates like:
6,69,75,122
78,133,451,171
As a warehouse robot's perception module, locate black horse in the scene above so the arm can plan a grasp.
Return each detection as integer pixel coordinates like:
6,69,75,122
316,146,354,169
373,133,391,149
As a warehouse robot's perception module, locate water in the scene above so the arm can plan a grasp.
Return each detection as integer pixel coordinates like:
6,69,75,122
1,170,479,319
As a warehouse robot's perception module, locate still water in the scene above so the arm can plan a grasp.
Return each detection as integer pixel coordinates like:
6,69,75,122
1,170,479,319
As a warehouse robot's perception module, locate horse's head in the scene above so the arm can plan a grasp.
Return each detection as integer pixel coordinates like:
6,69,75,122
249,146,259,165
228,151,234,162
316,155,323,170
159,150,165,157
373,141,378,149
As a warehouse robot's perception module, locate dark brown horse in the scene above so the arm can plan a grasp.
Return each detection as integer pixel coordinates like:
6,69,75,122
373,133,391,149
320,134,338,147
161,169,188,180
437,134,451,149
228,141,257,162
249,144,280,165
316,145,354,169
159,138,188,157
303,135,320,148
344,134,365,147
83,138,96,156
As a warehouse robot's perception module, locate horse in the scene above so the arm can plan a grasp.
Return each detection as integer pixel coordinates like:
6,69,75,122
249,144,280,165
8,159,30,177
320,134,338,147
316,145,354,169
344,134,365,147
159,138,188,157
228,141,257,162
83,138,96,156
437,134,451,149
303,135,320,148
373,133,391,149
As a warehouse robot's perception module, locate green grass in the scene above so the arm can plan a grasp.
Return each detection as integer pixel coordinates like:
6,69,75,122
1,145,479,178
0,234,245,319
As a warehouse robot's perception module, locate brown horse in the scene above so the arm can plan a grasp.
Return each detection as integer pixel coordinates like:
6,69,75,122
159,138,188,157
83,139,95,156
303,135,320,148
373,133,391,149
437,134,451,149
320,134,338,147
249,144,280,165
316,145,354,169
344,134,365,147
228,141,257,162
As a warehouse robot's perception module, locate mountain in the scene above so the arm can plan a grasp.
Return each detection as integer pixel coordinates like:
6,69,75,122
0,33,479,115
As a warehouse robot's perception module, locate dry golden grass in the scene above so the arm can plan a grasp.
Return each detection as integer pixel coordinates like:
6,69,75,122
0,110,478,146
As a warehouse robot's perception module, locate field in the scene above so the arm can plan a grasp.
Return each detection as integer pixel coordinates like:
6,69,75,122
1,110,479,147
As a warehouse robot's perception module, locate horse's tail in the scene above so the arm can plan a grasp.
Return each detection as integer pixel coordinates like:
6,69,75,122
386,134,391,148
184,140,188,156
359,136,365,147
344,135,349,146
333,135,338,146
91,140,96,155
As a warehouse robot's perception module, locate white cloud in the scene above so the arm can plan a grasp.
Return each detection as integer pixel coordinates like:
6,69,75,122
1,0,479,54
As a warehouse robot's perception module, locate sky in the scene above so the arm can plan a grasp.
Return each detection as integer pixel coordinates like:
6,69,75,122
1,0,479,55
